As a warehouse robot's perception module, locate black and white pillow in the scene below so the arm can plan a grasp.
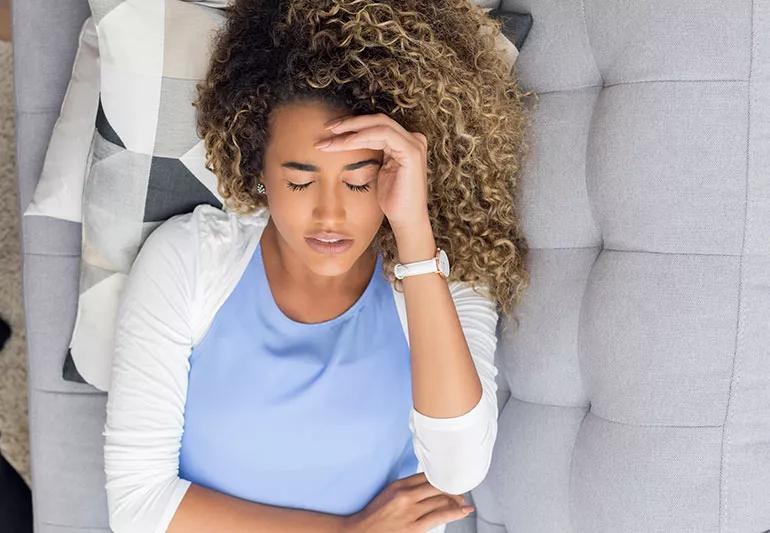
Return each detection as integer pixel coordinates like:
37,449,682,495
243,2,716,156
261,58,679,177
23,16,99,223
484,8,533,72
64,0,228,390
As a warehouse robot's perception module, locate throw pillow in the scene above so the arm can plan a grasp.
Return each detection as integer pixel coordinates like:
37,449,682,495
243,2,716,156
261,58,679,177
64,0,227,390
23,16,99,223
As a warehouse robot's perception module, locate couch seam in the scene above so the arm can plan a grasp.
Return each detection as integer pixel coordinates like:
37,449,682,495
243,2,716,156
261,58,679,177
535,78,746,97
23,252,81,258
588,409,723,429
16,108,61,116
568,409,591,531
579,0,603,87
719,1,754,530
39,521,107,530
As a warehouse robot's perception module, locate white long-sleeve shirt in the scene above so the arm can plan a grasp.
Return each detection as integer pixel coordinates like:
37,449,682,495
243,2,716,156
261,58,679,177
103,202,500,532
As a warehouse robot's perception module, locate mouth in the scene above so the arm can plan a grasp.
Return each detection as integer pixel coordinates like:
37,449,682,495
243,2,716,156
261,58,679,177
305,237,354,254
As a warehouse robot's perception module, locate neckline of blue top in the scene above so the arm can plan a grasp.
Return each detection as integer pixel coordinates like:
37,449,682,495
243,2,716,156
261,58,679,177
254,238,384,329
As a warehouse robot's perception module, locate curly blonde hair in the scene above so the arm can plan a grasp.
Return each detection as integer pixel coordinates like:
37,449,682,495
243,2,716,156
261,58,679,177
194,0,536,326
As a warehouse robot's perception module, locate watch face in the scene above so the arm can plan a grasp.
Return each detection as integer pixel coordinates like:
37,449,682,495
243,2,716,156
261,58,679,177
438,249,450,277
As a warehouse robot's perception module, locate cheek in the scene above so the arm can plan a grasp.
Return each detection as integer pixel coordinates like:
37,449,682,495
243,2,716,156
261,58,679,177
357,208,386,242
265,208,304,246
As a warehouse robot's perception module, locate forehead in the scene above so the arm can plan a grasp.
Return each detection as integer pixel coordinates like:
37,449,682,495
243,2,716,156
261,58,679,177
265,101,382,165
266,101,342,144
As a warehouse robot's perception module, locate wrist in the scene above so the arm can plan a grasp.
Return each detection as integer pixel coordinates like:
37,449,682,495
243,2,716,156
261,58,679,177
393,219,436,264
389,211,431,239
340,513,364,533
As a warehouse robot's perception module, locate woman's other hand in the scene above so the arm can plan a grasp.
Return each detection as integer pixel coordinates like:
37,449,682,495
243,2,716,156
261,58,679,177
342,472,475,533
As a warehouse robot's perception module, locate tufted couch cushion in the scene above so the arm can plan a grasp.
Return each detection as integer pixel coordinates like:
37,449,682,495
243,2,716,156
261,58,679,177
472,1,770,532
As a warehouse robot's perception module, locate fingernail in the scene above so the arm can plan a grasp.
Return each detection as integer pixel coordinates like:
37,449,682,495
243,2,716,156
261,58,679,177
463,506,475,513
325,118,343,129
314,139,332,148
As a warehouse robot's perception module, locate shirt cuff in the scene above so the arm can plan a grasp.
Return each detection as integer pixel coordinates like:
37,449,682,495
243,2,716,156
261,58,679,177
410,392,488,432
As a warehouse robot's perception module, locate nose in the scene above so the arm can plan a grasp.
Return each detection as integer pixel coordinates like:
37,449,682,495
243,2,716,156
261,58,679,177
311,180,347,225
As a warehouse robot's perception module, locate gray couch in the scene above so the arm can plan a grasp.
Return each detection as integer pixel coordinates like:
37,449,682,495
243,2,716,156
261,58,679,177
12,0,770,531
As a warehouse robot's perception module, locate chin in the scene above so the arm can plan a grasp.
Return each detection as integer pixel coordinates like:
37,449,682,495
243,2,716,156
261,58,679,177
308,257,360,279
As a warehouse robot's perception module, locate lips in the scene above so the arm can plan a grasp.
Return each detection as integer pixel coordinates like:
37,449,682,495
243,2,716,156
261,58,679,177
306,232,352,241
305,236,354,254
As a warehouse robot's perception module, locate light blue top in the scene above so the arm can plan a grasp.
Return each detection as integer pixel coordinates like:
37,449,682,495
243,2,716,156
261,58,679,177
179,239,419,515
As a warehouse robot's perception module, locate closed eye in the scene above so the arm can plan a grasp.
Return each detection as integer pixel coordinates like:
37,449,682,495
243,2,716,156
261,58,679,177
286,181,372,193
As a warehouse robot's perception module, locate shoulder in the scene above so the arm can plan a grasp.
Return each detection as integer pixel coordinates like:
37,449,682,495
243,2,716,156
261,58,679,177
148,203,267,246
172,204,268,342
133,203,268,329
141,203,267,271
192,203,269,257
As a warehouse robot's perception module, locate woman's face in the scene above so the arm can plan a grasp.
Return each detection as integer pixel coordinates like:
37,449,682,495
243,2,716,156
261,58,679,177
259,100,385,281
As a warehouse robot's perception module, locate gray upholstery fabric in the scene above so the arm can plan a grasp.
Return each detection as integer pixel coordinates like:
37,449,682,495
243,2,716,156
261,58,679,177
12,0,769,531
14,3,111,531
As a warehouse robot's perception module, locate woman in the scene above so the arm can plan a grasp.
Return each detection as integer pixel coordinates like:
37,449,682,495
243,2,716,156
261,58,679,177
103,1,532,532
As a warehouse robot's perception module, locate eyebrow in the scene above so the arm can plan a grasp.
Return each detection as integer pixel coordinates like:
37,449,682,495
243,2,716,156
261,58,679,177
280,159,381,172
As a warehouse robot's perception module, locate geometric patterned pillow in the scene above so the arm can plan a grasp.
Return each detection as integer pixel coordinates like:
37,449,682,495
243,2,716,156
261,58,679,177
23,16,100,224
486,9,533,54
64,0,228,390
483,8,533,72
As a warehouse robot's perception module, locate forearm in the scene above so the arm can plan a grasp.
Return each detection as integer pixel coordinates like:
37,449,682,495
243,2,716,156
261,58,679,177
167,482,351,533
393,218,483,419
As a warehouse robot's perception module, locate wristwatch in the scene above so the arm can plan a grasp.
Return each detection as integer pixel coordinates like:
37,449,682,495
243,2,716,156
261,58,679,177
393,247,450,280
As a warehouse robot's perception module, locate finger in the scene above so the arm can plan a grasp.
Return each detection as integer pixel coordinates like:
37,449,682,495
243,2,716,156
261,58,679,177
314,130,358,147
414,499,473,531
317,124,406,150
317,125,421,164
389,472,433,492
398,471,429,484
410,131,428,151
402,479,462,503
324,112,412,139
394,475,467,512
411,493,462,517
441,494,466,509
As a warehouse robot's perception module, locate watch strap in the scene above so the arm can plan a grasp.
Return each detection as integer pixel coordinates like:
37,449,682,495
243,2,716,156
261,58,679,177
394,248,443,279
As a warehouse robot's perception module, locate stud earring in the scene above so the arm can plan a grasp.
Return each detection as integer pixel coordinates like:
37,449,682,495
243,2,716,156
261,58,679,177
256,181,266,194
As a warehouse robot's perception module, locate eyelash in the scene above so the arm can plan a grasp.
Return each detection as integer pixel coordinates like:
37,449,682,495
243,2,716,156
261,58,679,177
286,182,371,193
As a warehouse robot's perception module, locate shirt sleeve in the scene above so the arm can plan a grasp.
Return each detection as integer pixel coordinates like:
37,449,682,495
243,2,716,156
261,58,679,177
408,281,500,495
102,213,198,533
